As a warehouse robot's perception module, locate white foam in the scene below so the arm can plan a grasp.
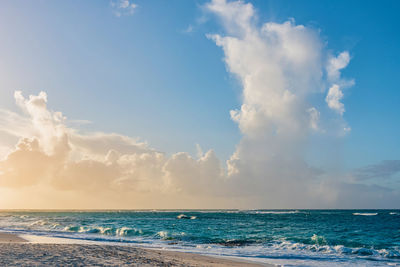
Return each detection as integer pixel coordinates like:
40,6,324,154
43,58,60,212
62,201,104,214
352,213,378,216
311,234,327,245
177,214,190,219
156,231,168,238
19,234,100,244
116,227,143,236
29,219,49,226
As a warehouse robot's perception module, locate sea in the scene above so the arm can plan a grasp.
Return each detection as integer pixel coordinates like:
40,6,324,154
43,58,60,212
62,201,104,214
0,210,399,266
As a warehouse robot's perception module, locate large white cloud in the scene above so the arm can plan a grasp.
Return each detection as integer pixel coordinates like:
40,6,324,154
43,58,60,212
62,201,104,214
206,0,342,205
205,0,396,207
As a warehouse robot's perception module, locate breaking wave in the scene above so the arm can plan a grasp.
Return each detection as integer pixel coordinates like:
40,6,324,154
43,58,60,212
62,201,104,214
63,225,144,236
266,240,400,259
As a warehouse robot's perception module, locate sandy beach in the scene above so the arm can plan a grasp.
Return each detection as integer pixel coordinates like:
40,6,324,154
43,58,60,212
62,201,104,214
0,232,272,266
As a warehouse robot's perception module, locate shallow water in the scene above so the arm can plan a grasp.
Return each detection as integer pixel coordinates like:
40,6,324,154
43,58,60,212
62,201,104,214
0,210,399,266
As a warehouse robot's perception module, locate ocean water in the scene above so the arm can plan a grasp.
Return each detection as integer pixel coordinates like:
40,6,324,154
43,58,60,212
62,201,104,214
0,210,399,266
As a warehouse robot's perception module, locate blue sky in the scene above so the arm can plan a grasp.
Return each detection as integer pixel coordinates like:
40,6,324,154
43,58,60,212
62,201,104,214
1,0,399,168
0,0,242,160
0,0,399,208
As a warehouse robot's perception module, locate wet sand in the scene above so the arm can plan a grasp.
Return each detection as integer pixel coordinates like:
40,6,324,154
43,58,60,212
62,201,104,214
0,233,274,266
0,232,27,243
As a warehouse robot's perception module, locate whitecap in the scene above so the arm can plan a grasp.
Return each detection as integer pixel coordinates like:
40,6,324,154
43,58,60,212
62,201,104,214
116,227,143,236
333,245,353,254
29,220,49,226
177,214,191,219
156,231,168,238
63,225,80,232
99,227,113,235
311,234,327,245
352,212,378,216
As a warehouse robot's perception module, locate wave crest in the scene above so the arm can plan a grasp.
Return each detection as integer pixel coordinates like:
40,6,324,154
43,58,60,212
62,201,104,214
63,225,144,236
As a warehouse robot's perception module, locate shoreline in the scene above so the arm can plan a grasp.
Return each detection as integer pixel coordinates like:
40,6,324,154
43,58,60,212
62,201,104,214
0,232,275,266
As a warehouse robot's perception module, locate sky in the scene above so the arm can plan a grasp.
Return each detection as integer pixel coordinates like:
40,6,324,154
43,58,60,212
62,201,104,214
0,0,399,209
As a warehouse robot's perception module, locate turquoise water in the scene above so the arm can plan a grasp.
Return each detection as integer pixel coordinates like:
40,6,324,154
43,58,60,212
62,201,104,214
0,210,399,266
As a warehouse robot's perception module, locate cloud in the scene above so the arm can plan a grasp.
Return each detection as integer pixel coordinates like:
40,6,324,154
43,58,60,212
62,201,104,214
182,25,194,34
111,0,137,17
324,51,354,116
354,160,400,181
204,0,394,207
307,107,321,131
0,91,229,208
0,137,53,187
206,0,345,196
0,87,307,206
327,51,350,81
207,5,325,139
326,84,345,115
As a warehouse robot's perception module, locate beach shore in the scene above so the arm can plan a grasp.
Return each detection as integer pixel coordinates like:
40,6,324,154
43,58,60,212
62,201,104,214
0,232,273,266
